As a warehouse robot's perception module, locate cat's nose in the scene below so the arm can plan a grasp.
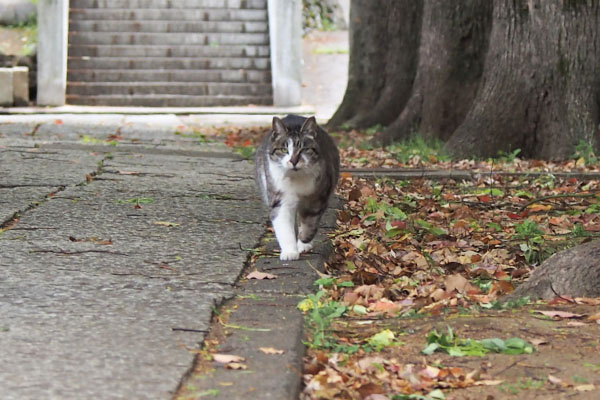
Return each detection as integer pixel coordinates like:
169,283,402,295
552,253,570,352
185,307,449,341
290,155,300,166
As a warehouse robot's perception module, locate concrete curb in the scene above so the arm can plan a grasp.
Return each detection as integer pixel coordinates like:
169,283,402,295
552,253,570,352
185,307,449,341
0,105,315,116
175,207,339,399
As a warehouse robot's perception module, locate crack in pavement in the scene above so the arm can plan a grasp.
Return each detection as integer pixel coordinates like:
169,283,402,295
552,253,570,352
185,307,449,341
0,150,109,230
40,142,243,159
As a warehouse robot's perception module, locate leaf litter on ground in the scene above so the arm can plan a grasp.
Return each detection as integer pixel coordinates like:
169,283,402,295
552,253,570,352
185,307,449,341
185,124,600,398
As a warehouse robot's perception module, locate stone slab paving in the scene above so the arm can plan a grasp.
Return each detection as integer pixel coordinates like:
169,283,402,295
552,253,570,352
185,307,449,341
0,117,266,399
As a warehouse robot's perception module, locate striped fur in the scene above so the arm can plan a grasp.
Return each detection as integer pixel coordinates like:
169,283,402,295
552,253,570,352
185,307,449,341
255,115,339,260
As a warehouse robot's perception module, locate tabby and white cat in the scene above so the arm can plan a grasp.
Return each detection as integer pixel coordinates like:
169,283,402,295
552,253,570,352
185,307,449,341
255,115,340,260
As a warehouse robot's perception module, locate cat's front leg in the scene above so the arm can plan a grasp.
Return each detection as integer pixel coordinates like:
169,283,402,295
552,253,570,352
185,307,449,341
271,205,299,260
297,211,322,254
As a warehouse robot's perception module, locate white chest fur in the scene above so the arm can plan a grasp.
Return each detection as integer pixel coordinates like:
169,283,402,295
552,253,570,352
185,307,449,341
268,159,318,200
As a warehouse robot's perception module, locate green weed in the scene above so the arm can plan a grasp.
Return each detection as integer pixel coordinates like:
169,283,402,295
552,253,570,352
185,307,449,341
365,124,385,136
514,219,550,264
235,145,256,160
481,296,531,310
302,290,350,352
174,130,213,143
422,326,534,357
573,139,598,165
313,46,348,55
495,148,522,163
116,197,154,206
387,135,451,164
499,377,545,395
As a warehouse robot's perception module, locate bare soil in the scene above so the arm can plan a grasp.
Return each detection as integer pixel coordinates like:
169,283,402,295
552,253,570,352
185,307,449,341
0,25,33,55
333,304,599,399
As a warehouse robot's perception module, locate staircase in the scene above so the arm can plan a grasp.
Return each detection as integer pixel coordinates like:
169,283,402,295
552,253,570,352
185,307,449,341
67,0,273,107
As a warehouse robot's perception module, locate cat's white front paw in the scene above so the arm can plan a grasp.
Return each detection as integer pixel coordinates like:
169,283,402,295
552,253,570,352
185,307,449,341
297,240,313,253
280,249,300,261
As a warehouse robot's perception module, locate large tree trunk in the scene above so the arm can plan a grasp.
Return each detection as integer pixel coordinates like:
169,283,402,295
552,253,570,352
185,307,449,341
327,0,422,130
445,0,600,159
509,240,600,300
376,0,492,144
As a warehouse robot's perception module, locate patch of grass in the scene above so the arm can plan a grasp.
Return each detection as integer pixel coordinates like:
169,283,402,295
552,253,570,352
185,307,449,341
313,46,348,55
365,124,385,136
116,197,154,206
80,135,118,146
493,148,522,163
584,362,600,372
573,139,598,165
481,296,531,310
2,15,38,56
499,377,545,395
174,130,213,143
235,145,256,160
387,135,451,164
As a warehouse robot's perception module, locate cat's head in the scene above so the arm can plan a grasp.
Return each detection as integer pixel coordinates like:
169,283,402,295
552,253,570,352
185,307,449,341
268,116,321,172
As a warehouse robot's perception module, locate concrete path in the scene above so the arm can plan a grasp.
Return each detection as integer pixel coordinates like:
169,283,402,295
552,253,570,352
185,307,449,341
0,30,349,399
0,115,269,398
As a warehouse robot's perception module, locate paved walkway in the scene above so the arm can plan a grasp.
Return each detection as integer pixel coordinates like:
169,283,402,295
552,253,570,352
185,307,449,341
0,31,348,399
0,115,265,397
0,111,342,399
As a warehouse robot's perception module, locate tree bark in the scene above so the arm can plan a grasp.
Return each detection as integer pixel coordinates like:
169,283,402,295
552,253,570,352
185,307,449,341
327,0,422,130
509,239,600,300
376,0,492,144
445,0,600,159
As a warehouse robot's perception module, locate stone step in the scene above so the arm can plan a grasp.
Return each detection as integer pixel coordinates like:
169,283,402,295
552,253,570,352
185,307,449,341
69,20,268,33
68,56,270,70
65,94,273,107
69,8,267,22
70,0,267,9
68,44,270,58
67,69,271,83
68,32,269,46
66,82,272,96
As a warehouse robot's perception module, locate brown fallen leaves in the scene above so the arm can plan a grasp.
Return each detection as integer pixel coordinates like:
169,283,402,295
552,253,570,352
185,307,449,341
193,124,600,397
304,352,502,399
327,172,600,318
302,154,600,398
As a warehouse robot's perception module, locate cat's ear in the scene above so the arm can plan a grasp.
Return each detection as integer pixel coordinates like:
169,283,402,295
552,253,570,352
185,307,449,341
300,116,319,137
272,117,287,139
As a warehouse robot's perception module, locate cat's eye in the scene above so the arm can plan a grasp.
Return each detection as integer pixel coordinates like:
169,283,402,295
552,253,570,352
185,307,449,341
303,148,317,156
274,147,288,155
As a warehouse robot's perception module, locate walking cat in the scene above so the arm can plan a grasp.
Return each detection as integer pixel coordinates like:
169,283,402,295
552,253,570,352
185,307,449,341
255,115,340,260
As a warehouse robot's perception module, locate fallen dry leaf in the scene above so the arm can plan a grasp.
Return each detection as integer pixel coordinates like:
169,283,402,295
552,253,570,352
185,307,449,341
213,354,245,364
575,384,596,392
225,362,247,370
529,338,548,346
547,375,572,387
246,271,277,280
259,347,285,355
474,380,504,386
535,310,585,319
444,273,479,294
153,221,180,227
587,312,600,321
